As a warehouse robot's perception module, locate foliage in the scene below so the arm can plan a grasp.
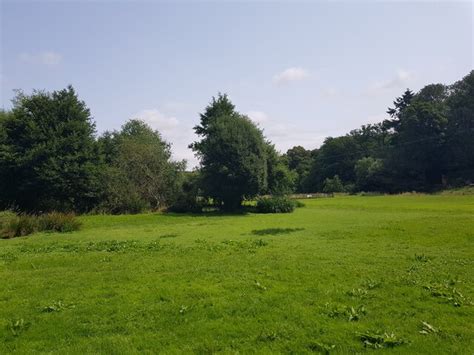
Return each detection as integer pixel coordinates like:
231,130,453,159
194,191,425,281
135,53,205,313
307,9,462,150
0,210,16,230
1,214,38,239
358,331,406,349
95,166,149,214
445,71,474,184
0,212,81,238
265,143,295,195
285,71,474,193
98,119,185,214
167,172,204,213
322,175,345,193
354,157,385,191
38,212,82,232
0,86,102,212
293,200,305,208
191,94,268,211
255,196,295,213
283,145,313,192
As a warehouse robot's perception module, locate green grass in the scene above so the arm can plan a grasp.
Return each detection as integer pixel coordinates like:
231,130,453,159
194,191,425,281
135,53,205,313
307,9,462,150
1,194,473,353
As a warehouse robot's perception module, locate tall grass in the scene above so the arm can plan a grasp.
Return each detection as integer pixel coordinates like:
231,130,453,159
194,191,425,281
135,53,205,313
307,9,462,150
0,212,81,239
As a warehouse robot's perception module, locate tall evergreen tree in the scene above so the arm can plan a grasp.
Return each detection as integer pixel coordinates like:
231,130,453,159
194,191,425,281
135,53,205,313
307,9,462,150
445,71,474,183
0,86,102,212
191,94,267,211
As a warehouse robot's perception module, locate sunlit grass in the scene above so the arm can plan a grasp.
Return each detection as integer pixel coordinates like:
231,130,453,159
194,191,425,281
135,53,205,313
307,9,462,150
1,194,473,353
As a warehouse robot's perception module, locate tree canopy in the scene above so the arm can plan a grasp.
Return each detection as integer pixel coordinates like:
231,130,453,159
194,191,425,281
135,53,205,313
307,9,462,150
0,71,473,214
191,94,268,210
0,86,102,212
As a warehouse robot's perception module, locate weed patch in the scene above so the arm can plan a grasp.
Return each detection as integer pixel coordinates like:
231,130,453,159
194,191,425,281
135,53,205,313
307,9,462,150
414,253,432,263
7,319,30,337
254,280,267,291
419,321,438,335
257,330,285,342
357,331,406,349
324,303,366,321
423,283,472,307
0,251,18,263
307,341,336,353
362,278,382,290
42,301,75,313
346,288,368,298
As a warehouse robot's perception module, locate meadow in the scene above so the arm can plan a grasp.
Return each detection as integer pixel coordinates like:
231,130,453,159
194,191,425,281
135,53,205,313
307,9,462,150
0,194,473,353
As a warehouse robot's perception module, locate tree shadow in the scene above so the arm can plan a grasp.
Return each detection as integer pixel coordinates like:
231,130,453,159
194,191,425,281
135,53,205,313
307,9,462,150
164,210,250,218
251,228,305,236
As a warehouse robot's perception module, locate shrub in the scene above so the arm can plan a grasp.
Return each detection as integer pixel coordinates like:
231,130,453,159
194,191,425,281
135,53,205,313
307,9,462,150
0,210,16,230
1,215,38,239
256,196,295,213
97,167,150,214
167,197,203,213
167,172,203,213
293,200,305,208
322,175,345,193
0,212,81,239
38,212,82,232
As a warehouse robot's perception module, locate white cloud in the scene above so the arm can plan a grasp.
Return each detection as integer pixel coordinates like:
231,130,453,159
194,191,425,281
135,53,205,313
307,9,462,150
133,109,179,132
19,51,62,66
369,69,413,92
273,67,310,85
131,108,200,168
246,110,269,124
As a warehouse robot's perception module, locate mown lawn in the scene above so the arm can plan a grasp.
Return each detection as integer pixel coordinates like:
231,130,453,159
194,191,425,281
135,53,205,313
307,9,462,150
0,195,473,353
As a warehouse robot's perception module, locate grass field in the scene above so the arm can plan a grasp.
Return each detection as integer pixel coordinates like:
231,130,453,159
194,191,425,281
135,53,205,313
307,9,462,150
0,194,473,353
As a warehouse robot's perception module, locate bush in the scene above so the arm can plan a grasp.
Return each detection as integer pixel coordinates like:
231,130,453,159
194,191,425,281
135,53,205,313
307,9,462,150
167,172,203,213
293,200,305,208
0,212,81,239
1,215,38,239
322,175,345,193
38,212,82,232
256,196,295,213
97,167,150,215
0,210,16,230
167,197,203,213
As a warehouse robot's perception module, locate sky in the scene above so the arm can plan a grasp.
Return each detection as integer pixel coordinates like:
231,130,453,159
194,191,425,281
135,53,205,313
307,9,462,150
1,0,473,168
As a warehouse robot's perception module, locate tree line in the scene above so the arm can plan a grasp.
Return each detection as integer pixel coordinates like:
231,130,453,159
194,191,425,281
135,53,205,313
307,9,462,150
284,71,474,193
0,71,472,213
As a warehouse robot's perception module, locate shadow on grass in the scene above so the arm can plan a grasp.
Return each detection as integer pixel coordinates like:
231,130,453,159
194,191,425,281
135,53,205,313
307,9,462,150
164,206,256,218
251,228,305,236
159,233,178,239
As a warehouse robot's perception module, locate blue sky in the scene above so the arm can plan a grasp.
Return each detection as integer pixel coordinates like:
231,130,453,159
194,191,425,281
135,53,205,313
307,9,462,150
1,0,472,167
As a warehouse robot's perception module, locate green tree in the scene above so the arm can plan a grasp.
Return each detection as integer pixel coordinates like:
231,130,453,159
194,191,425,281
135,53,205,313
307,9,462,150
354,157,385,191
266,144,295,195
445,71,474,184
306,135,360,191
284,146,312,192
387,85,449,189
191,94,267,211
99,119,185,213
322,175,344,193
0,87,102,212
